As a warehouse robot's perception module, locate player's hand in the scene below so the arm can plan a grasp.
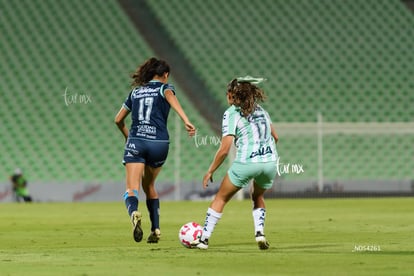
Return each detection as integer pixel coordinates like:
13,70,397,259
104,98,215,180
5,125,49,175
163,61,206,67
184,121,196,137
202,172,213,189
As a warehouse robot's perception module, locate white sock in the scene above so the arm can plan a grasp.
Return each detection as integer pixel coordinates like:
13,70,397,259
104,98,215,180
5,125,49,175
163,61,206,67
252,208,266,234
201,207,222,240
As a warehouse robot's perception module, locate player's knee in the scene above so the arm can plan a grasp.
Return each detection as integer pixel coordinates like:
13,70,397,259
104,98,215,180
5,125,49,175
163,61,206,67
143,185,158,198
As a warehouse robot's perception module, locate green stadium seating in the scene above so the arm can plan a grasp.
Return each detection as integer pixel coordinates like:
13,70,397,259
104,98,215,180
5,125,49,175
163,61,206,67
1,0,413,184
146,0,413,181
0,0,226,183
147,0,414,122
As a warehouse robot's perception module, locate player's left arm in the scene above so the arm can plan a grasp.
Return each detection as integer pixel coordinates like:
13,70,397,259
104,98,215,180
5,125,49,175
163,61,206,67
114,106,130,140
164,89,196,137
270,124,279,144
203,135,234,188
264,110,279,143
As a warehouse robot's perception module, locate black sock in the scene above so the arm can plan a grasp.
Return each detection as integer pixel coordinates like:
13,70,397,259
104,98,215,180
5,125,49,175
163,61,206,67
146,198,160,231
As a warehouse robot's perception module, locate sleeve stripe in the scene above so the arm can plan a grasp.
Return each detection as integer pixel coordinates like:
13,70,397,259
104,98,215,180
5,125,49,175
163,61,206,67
122,103,131,111
160,84,175,98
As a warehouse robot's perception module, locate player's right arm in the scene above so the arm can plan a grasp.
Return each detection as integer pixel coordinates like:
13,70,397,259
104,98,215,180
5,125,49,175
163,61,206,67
203,135,234,189
114,106,130,141
203,108,236,188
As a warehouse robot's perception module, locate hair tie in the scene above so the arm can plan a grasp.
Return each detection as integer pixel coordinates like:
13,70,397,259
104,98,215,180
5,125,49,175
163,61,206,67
236,75,266,84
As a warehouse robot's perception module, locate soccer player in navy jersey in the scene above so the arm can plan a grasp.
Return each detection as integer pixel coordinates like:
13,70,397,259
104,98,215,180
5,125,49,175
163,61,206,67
115,57,196,243
191,77,279,250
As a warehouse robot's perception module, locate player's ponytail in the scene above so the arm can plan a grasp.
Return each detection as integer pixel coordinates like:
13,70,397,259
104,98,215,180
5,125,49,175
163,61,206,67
131,57,170,87
227,76,266,117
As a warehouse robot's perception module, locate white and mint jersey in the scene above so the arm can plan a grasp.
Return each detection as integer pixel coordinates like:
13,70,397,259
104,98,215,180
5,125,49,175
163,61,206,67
222,105,277,163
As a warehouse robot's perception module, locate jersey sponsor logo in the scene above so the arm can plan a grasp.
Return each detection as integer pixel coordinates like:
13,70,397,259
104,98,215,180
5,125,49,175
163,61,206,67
132,92,158,99
131,86,159,98
249,146,273,158
249,113,265,122
137,125,156,135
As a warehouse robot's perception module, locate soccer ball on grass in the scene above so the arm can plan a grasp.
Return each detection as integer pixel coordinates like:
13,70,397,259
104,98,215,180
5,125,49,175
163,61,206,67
178,222,203,248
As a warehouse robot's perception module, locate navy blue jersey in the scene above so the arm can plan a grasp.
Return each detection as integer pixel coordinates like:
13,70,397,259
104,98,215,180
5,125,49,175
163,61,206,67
123,80,174,141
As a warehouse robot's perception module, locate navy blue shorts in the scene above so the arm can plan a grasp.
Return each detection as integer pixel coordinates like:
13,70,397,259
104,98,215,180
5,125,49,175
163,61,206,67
123,138,169,168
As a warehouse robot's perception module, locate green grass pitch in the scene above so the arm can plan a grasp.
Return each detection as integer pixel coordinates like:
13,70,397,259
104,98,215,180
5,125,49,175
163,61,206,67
1,198,413,275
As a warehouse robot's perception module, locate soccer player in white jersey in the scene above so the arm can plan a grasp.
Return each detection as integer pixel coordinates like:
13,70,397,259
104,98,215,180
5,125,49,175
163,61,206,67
115,58,196,243
192,77,279,250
